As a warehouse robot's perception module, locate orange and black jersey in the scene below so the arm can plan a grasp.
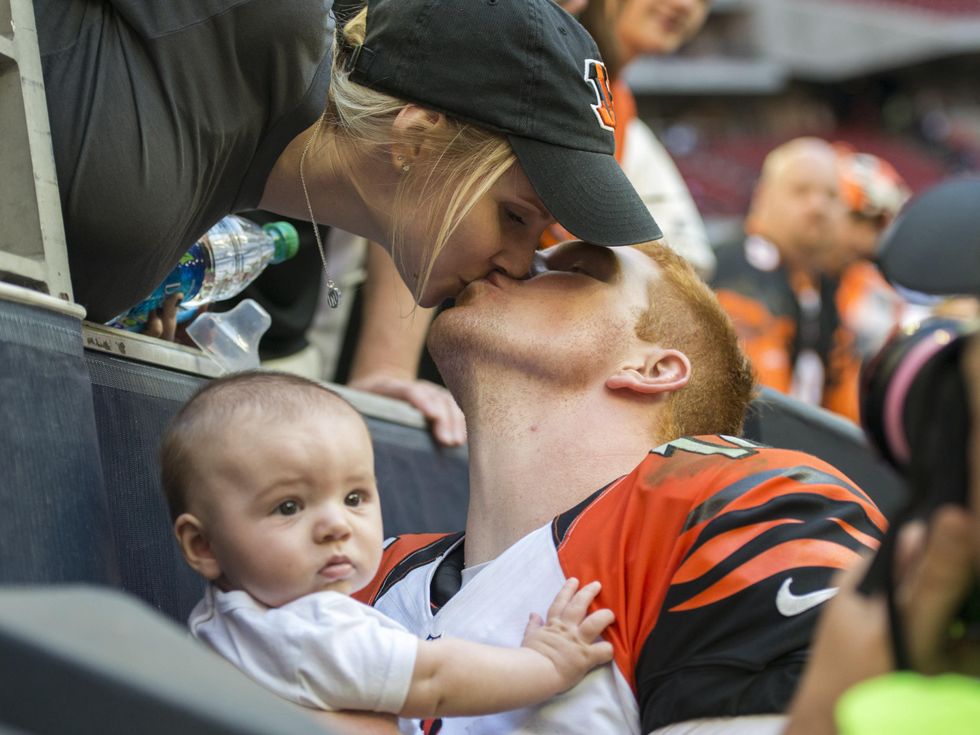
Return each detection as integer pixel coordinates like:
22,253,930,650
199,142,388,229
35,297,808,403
712,237,863,422
358,436,886,733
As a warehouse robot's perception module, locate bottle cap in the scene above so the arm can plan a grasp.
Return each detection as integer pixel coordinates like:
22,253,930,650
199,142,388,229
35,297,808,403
262,222,301,264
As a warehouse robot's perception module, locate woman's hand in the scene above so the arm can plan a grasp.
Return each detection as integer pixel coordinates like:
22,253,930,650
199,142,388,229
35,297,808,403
348,373,466,447
349,242,466,446
142,292,182,342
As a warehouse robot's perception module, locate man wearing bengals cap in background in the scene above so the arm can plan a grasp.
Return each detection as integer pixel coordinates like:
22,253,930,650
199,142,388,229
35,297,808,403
822,144,911,421
829,143,911,276
356,238,885,734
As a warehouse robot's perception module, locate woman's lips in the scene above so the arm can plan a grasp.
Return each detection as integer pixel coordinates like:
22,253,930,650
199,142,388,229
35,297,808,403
485,270,512,288
456,276,494,303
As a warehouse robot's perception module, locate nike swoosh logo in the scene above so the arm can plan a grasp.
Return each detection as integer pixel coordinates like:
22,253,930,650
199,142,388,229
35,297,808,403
776,577,838,616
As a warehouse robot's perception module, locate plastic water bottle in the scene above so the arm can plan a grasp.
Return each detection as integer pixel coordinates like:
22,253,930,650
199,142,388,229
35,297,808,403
108,216,300,331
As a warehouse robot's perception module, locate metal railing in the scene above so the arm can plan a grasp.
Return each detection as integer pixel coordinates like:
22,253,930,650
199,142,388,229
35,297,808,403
0,0,72,302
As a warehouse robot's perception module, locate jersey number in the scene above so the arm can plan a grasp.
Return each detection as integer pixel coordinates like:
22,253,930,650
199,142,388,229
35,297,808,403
652,436,759,460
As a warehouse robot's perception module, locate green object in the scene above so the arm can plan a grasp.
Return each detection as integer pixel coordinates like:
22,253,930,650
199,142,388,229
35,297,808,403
262,221,300,264
837,672,980,735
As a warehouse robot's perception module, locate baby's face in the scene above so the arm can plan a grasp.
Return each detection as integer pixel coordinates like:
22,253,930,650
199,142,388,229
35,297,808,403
195,408,383,607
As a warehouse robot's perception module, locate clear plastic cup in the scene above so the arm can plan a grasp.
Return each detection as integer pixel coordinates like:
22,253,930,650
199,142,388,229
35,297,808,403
186,299,271,374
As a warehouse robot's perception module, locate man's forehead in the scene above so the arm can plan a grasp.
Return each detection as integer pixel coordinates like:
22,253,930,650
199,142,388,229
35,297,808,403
542,239,617,264
545,239,660,270
540,240,663,294
778,151,837,184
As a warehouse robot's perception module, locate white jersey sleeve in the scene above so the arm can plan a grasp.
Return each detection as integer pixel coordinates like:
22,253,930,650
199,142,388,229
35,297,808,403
189,586,418,713
651,715,786,735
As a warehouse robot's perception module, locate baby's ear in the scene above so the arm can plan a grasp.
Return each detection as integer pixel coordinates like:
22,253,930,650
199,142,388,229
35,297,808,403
174,513,222,581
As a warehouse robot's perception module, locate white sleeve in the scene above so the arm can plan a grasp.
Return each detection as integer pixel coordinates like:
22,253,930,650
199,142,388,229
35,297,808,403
650,715,786,735
190,590,418,714
620,118,716,280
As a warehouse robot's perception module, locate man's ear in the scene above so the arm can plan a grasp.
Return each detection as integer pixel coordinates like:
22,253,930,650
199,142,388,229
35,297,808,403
174,513,222,581
389,104,445,172
606,347,691,395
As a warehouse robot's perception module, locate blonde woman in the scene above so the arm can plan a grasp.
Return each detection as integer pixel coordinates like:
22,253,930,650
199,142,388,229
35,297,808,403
338,0,716,445
38,0,660,327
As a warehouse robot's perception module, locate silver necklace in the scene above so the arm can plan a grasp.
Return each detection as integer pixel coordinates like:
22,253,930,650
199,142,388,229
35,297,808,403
299,111,342,308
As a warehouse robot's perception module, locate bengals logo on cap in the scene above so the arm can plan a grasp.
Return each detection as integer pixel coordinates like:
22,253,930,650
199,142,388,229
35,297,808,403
584,59,616,132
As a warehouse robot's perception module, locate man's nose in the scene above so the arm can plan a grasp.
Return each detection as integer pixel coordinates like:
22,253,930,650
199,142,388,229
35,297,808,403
800,194,829,217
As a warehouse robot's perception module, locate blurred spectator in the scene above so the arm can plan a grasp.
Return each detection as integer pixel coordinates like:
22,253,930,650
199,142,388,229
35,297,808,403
757,172,980,732
821,146,912,419
712,139,922,423
831,145,910,267
613,0,712,60
711,137,857,418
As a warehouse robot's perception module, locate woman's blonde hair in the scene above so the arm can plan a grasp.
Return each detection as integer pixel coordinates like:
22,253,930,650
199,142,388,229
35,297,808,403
326,8,517,301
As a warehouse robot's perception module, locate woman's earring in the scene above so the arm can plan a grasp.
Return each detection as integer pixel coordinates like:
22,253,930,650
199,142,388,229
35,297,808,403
401,163,411,173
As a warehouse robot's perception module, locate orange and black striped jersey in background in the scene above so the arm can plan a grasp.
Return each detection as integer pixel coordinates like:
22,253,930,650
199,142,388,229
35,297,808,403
711,236,898,423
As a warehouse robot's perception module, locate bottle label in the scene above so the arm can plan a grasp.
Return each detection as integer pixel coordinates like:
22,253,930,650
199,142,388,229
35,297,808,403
107,244,208,331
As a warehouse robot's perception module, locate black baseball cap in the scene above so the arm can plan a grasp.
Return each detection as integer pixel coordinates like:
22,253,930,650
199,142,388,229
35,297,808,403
334,0,662,247
876,177,980,297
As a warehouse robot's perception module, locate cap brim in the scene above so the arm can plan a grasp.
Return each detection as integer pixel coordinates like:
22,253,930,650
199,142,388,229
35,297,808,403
509,135,662,247
876,177,980,297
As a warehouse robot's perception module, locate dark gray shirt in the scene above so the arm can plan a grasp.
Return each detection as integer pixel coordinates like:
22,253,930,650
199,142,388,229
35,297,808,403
37,0,332,321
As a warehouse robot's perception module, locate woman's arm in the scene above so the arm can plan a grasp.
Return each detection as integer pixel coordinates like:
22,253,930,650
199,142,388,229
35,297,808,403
348,242,466,446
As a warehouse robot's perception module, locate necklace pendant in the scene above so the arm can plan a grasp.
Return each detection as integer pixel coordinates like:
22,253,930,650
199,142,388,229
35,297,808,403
325,282,342,309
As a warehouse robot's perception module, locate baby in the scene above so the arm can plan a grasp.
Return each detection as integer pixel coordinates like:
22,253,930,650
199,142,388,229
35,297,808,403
160,371,614,720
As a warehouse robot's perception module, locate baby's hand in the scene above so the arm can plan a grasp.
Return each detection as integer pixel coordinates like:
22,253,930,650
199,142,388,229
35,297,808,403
521,578,615,692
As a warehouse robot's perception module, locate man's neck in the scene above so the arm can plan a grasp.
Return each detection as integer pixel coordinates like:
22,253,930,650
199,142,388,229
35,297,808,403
750,231,818,279
461,375,656,567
